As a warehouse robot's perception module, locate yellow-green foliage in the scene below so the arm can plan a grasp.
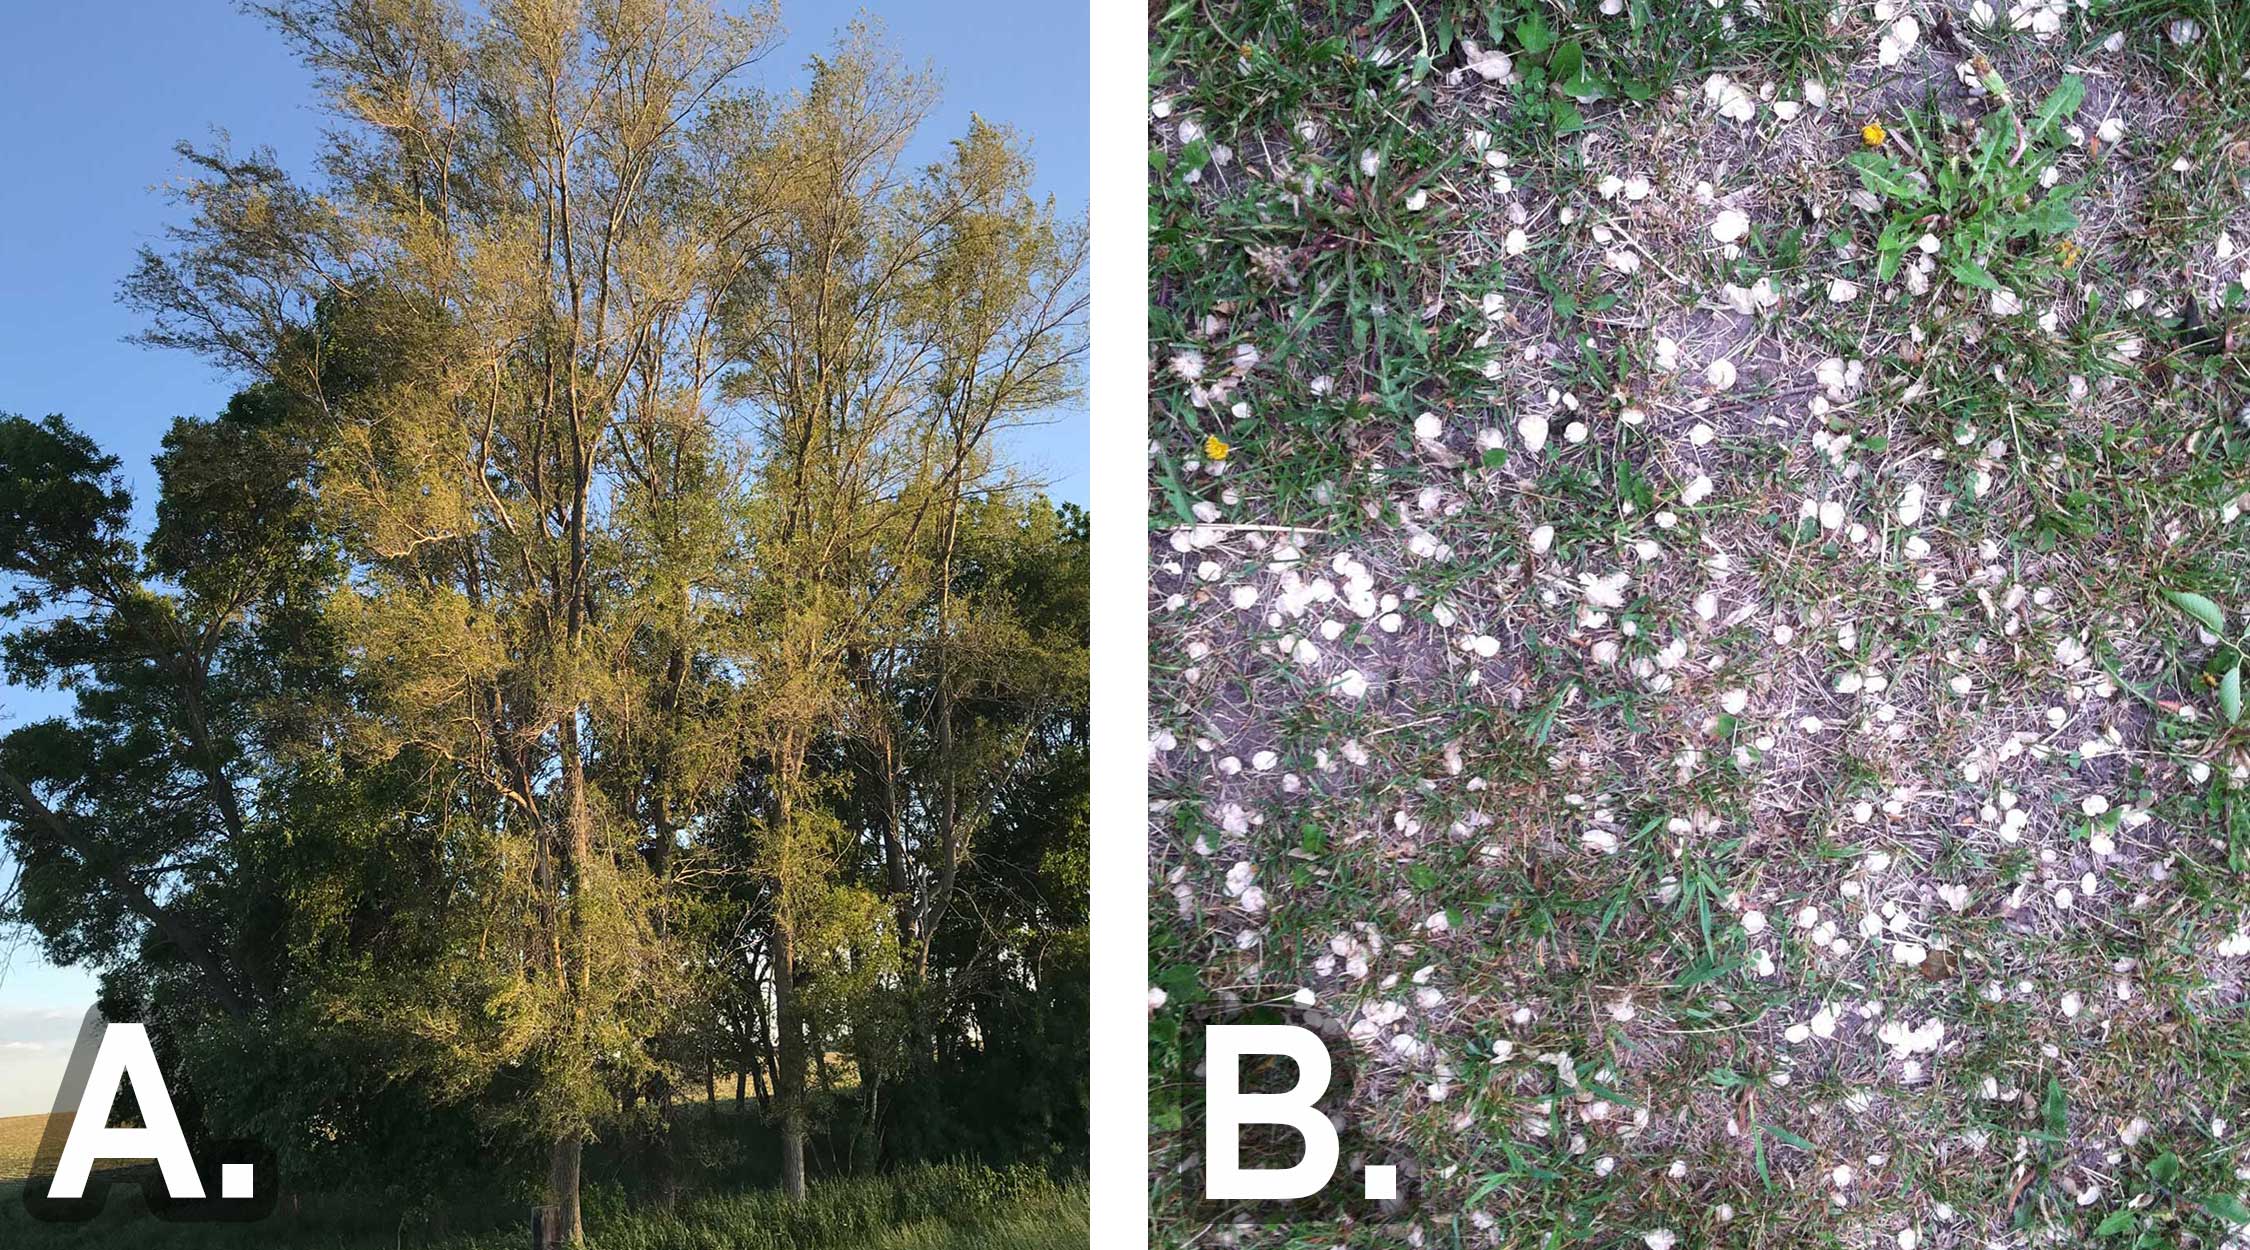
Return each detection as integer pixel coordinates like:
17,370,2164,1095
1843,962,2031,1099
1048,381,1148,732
4,0,1085,1231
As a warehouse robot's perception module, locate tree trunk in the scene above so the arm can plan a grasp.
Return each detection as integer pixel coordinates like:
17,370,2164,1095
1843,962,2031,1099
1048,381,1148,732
734,1066,746,1110
705,1047,716,1106
918,484,964,979
878,741,914,953
774,921,806,1200
780,1117,806,1199
856,1064,883,1171
549,1135,583,1246
745,994,776,1111
771,738,810,1202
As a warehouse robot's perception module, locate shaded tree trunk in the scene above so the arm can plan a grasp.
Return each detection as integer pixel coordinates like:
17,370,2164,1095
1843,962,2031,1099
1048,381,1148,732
549,1136,582,1247
744,992,776,1111
550,716,594,1243
774,922,806,1200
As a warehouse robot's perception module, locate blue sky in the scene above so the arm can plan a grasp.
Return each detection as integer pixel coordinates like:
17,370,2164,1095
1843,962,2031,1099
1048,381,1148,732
0,0,1086,1117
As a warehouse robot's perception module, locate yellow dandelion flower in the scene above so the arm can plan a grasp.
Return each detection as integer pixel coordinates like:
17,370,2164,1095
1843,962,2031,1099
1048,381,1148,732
1204,434,1231,461
2056,238,2081,270
1862,120,1887,147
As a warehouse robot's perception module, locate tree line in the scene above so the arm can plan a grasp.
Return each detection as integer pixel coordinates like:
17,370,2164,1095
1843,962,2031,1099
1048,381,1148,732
0,1,1087,1242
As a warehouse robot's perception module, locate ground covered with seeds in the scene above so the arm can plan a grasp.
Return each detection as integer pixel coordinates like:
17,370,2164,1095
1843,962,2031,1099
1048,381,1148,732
1148,2,2250,1247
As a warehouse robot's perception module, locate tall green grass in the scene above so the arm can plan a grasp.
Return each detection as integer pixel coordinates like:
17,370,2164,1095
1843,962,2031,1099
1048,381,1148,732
0,1162,1086,1250
586,1162,1083,1250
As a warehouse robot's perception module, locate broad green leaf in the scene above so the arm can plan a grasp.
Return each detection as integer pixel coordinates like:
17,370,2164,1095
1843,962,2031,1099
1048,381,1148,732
2163,589,2228,633
2204,1194,2250,1226
2222,664,2243,725
1973,122,2009,183
1949,258,2000,291
1559,72,1608,102
1549,39,1582,83
1935,157,1962,204
2095,1209,2137,1237
2153,1152,2183,1185
2016,187,2080,237
2043,1075,2068,1138
2034,75,2087,138
1848,151,1921,201
1876,217,1912,283
1515,12,1552,54
1153,962,1206,1008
